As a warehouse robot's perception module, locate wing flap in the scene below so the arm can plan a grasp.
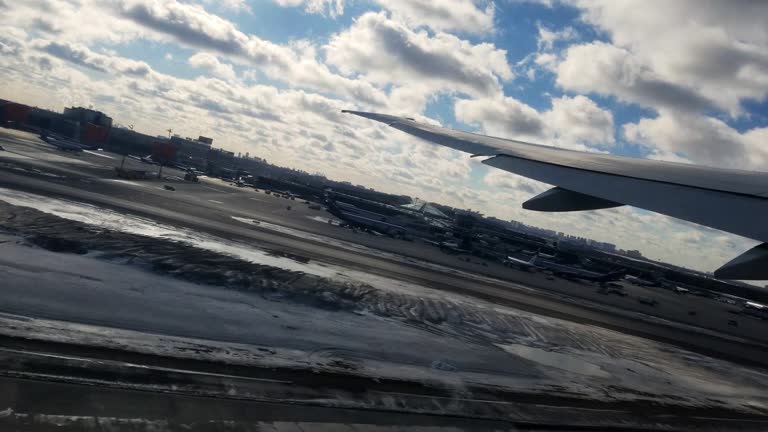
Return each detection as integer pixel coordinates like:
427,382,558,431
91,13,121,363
484,155,768,243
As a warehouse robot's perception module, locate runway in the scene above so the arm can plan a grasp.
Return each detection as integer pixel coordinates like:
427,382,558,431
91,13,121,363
2,127,768,424
0,128,766,366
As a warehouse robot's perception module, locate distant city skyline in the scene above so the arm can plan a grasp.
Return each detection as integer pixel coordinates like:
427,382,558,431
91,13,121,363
1,0,766,273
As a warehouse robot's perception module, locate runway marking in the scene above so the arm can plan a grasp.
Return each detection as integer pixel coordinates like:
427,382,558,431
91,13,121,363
108,179,147,188
207,199,224,204
83,150,114,159
249,197,268,202
307,216,341,225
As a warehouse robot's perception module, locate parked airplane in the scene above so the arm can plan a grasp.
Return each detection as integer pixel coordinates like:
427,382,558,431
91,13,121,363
503,254,540,271
535,258,626,283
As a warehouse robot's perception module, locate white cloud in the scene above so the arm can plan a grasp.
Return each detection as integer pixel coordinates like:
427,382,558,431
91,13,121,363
325,12,511,100
455,94,615,149
273,0,345,18
0,1,150,46
277,0,497,34
484,169,548,197
374,0,495,35
111,0,386,105
546,95,615,147
188,52,236,81
556,42,714,113
623,110,768,170
204,0,253,13
569,0,768,115
537,24,577,51
33,39,152,76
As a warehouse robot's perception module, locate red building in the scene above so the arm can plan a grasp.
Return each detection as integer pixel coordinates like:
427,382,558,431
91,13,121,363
0,102,31,125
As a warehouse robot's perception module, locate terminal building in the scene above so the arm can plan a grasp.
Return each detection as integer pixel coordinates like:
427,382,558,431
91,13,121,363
62,106,113,147
207,147,236,176
170,135,213,169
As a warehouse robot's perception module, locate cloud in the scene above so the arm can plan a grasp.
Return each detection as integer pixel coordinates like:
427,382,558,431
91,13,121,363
325,12,511,99
0,1,147,45
203,0,253,13
115,0,386,105
35,40,107,73
455,94,615,149
188,52,236,80
546,95,615,146
374,0,495,35
623,110,768,170
273,0,344,18
0,28,27,56
484,169,548,196
456,95,545,139
556,42,714,113
116,0,253,54
569,0,768,115
31,17,61,34
537,24,577,50
35,40,151,76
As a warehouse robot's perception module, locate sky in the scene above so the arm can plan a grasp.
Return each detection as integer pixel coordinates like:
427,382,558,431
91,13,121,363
1,0,767,273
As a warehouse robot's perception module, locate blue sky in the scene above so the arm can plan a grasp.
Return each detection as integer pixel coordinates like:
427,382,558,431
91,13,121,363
1,0,767,272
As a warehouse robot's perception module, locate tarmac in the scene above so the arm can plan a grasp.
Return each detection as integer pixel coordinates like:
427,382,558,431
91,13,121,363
2,127,768,429
0,128,766,360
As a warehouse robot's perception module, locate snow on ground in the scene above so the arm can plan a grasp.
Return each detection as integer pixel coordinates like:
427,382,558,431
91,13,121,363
0,186,509,303
2,189,768,412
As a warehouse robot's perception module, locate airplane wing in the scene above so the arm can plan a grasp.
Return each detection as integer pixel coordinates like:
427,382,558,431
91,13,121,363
342,110,768,279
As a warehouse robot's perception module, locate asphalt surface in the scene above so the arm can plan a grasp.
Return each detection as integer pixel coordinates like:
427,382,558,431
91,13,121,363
0,376,521,431
1,127,768,370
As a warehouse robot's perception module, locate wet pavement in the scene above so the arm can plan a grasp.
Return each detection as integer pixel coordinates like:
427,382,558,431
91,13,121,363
2,128,768,427
1,202,768,416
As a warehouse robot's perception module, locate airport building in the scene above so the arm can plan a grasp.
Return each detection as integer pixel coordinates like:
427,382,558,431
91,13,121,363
207,147,236,176
62,106,113,146
29,108,78,137
108,128,157,155
0,100,31,125
0,101,113,147
170,135,213,169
